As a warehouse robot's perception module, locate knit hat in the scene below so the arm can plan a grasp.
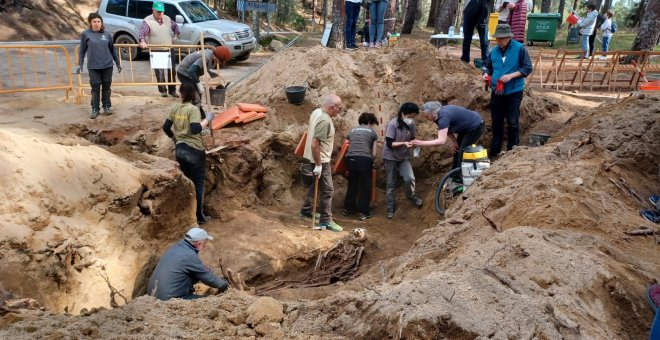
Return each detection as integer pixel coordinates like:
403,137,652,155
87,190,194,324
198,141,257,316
185,227,214,241
213,46,231,62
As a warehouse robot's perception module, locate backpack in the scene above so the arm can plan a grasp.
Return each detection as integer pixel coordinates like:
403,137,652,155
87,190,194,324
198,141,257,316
610,21,617,33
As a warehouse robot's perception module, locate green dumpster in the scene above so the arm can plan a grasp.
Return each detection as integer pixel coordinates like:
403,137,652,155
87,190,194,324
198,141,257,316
526,13,561,46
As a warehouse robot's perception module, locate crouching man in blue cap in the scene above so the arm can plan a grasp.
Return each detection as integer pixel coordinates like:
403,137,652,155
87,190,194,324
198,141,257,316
147,227,229,300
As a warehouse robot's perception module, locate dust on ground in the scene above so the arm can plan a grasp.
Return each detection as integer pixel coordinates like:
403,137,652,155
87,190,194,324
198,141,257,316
0,36,658,339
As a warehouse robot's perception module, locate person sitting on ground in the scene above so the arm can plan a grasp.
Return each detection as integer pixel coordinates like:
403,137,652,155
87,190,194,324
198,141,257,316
383,102,423,219
412,102,485,181
147,227,229,300
646,284,660,339
176,46,231,116
343,112,379,221
162,82,215,224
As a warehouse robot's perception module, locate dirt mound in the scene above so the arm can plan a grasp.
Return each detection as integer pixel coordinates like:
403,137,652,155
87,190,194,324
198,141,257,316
0,0,98,41
1,87,656,339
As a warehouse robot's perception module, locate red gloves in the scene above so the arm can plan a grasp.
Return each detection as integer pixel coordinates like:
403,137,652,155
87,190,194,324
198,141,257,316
484,74,492,91
495,79,505,95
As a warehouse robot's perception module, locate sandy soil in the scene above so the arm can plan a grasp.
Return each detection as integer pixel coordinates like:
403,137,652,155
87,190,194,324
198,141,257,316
0,35,659,339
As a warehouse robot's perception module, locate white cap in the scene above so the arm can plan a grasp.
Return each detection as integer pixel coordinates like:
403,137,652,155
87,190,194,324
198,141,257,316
185,227,214,241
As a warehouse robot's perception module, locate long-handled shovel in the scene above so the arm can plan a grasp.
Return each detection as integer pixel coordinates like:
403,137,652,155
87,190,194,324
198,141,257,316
311,174,320,230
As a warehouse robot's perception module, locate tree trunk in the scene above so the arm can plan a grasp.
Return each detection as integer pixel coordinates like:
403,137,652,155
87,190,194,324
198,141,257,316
322,0,328,27
426,0,441,27
632,0,647,27
540,0,551,12
433,0,460,46
402,0,419,34
557,0,564,26
328,0,346,48
601,0,612,11
384,0,397,35
631,0,660,51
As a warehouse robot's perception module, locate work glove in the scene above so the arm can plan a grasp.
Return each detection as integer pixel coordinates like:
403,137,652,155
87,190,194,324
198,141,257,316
208,70,219,78
206,110,215,124
313,165,322,177
483,74,492,91
116,65,122,73
196,83,205,96
495,79,505,95
75,66,82,74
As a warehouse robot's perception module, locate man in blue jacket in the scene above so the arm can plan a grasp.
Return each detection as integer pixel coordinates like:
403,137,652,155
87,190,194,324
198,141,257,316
482,24,532,158
147,227,229,300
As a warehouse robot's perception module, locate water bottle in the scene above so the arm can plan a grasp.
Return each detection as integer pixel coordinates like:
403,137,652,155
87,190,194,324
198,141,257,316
449,25,455,37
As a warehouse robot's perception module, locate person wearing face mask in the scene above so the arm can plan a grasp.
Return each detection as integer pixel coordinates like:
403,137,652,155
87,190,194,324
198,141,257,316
412,102,485,182
382,103,422,219
147,227,229,300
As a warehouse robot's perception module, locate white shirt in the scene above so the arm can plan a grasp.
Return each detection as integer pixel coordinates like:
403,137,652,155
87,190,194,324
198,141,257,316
600,18,613,37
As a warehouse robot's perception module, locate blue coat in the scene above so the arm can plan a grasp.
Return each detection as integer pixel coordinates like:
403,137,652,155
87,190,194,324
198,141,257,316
488,40,532,95
147,239,228,300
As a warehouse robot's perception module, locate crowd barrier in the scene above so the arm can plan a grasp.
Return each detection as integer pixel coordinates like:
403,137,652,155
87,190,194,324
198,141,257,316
0,45,73,98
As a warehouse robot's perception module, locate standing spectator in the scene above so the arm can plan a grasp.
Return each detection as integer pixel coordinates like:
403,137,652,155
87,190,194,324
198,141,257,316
494,0,511,24
343,112,379,221
461,0,490,64
76,13,121,119
369,0,388,48
176,46,231,117
412,102,485,181
138,1,180,98
162,83,216,225
576,3,598,59
598,10,615,59
589,11,606,57
344,0,362,50
482,24,532,158
299,94,345,232
383,103,423,219
147,227,229,300
507,0,531,43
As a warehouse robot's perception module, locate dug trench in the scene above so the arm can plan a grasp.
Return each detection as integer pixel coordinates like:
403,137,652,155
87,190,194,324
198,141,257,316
0,41,658,338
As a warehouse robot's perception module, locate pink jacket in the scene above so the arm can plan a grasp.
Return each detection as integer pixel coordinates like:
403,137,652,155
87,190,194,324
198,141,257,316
507,0,527,43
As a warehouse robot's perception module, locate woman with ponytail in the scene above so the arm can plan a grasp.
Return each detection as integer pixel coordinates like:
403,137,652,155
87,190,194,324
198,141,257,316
382,102,423,219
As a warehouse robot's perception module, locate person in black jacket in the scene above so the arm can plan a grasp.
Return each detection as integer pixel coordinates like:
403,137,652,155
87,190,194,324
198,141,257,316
589,11,606,57
147,227,229,300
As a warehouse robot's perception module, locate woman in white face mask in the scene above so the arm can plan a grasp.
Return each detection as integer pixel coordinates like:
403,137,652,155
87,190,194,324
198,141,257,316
382,102,423,219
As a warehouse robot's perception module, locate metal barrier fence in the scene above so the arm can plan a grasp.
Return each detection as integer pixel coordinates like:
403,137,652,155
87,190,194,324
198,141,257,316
0,45,73,98
73,43,223,104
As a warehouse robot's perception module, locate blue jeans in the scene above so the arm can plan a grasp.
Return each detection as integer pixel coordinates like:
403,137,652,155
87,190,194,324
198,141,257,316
344,1,361,47
602,36,611,53
581,34,590,58
369,0,388,43
651,310,660,340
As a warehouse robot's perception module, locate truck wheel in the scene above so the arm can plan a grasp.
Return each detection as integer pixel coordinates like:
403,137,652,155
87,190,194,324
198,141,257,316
116,34,139,61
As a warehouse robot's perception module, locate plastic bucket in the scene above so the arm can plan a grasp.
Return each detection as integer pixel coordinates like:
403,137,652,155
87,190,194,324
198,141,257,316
567,13,578,25
285,86,306,105
300,163,315,186
210,87,226,106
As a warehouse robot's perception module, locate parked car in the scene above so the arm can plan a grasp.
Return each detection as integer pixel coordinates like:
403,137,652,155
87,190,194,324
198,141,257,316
98,0,256,61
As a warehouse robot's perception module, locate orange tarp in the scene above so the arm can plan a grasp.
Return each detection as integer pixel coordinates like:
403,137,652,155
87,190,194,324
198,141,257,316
242,112,266,123
211,106,240,130
237,103,268,113
235,111,259,123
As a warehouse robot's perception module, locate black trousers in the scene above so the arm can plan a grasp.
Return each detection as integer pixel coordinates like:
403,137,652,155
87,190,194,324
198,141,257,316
175,143,207,222
489,91,523,156
452,122,486,170
89,67,113,110
589,32,597,57
344,155,373,215
155,49,177,95
461,3,489,63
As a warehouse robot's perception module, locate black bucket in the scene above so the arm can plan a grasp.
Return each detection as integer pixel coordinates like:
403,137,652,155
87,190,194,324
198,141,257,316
285,86,306,105
300,163,314,186
210,87,226,106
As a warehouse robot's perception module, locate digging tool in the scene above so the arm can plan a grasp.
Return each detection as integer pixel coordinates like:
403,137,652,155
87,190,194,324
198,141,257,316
311,174,320,230
199,32,216,147
630,59,649,83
